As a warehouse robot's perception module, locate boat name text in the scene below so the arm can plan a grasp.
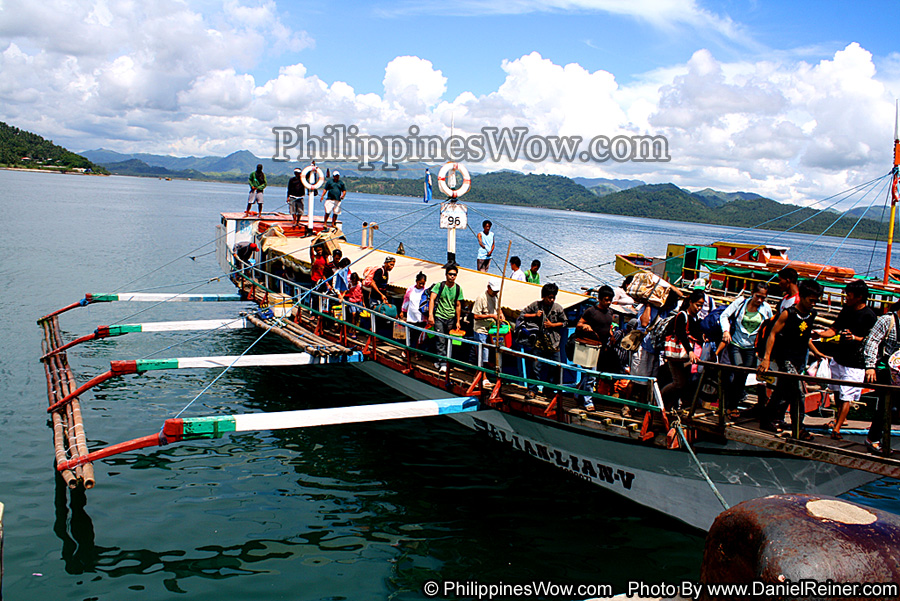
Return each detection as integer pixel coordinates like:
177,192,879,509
471,417,635,490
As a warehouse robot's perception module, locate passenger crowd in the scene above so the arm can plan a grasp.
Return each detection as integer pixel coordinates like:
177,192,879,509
234,172,896,455
615,267,893,454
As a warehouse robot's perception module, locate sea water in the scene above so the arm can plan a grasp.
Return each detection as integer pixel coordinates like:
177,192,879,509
0,169,896,600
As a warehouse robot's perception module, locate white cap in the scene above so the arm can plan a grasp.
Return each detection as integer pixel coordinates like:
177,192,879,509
333,170,340,176
293,168,301,173
488,279,501,291
692,278,708,290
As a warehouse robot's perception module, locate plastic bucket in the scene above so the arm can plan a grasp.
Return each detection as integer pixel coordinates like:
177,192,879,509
572,341,601,368
487,323,512,347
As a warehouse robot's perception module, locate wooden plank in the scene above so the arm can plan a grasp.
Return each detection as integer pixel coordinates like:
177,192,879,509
694,419,900,478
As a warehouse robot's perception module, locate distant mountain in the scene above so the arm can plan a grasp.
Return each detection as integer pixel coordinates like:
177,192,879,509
572,176,645,191
81,148,434,180
571,183,713,220
574,183,891,240
0,122,107,173
691,188,765,208
844,205,893,223
101,159,205,179
352,171,597,208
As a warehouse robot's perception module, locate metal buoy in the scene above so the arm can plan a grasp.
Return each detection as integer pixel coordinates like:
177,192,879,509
701,494,900,598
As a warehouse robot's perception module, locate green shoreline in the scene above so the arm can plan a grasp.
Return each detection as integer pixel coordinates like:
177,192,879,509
5,163,893,243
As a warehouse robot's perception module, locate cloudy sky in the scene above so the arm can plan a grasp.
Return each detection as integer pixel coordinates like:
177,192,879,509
1,0,898,205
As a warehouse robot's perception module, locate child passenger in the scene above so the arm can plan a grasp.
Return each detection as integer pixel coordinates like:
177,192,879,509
341,272,364,338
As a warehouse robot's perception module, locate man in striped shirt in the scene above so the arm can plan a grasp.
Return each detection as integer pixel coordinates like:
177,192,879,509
863,301,900,454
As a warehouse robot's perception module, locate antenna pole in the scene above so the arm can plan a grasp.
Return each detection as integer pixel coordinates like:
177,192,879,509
884,101,900,285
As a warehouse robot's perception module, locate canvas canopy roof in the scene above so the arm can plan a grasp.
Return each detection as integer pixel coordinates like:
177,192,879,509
263,234,590,311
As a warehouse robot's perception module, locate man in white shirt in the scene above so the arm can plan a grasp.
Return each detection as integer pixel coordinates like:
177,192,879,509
471,279,504,383
509,256,527,282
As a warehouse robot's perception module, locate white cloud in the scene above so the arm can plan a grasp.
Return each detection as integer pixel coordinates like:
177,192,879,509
383,56,447,114
377,0,746,44
0,1,897,208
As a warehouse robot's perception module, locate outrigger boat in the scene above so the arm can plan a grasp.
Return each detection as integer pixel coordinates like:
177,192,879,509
38,147,900,531
617,242,875,296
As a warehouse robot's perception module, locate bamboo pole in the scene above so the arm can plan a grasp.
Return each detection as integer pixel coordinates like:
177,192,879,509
494,241,513,376
40,323,77,487
48,318,86,485
48,317,94,487
245,313,320,355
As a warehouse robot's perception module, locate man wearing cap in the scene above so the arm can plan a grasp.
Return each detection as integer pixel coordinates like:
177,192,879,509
287,167,307,225
233,240,259,278
323,170,347,228
472,279,504,382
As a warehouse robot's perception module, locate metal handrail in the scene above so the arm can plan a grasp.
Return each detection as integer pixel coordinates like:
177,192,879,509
239,264,663,411
694,359,895,456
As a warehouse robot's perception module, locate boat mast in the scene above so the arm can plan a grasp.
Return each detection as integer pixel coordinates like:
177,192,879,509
884,101,900,285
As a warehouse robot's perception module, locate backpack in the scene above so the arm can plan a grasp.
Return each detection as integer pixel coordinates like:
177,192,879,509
418,287,431,316
362,266,379,287
699,305,728,343
648,312,678,352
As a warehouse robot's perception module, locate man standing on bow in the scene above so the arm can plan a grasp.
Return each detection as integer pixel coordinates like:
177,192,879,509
323,170,347,229
287,167,305,225
245,164,266,215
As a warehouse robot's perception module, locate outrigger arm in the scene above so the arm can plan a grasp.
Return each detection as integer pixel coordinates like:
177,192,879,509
38,292,244,321
41,317,256,359
46,352,362,414
56,397,480,472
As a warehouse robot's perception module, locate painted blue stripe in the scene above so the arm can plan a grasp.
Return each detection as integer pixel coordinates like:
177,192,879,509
435,397,480,414
807,427,900,437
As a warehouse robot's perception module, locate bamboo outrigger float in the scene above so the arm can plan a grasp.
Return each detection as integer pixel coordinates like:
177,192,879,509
38,138,900,529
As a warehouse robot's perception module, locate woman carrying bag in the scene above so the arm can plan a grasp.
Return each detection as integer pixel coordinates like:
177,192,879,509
719,282,772,418
660,290,705,410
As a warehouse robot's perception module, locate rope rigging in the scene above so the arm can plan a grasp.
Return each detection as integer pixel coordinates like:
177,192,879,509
465,203,612,286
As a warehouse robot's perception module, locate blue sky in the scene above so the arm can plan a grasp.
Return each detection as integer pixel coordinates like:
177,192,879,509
1,0,899,205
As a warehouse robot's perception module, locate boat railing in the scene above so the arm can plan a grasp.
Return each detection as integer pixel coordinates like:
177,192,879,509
692,359,899,456
232,267,665,416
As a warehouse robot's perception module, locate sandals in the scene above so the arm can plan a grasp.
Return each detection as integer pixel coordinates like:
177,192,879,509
830,430,843,441
726,409,741,420
798,429,814,442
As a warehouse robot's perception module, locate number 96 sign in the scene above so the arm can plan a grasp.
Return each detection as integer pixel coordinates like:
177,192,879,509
440,203,468,230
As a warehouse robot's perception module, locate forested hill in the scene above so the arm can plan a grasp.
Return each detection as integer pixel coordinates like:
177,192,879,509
0,122,107,173
353,171,597,207
353,173,891,241
569,183,888,240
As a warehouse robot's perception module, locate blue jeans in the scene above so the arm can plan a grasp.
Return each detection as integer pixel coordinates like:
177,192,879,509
726,345,757,409
434,316,456,368
529,347,560,391
474,332,490,366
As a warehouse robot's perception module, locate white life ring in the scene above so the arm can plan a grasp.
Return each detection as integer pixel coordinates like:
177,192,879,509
437,162,470,199
300,165,325,190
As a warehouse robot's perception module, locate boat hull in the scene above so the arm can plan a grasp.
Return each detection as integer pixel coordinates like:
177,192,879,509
448,410,879,531
353,362,878,531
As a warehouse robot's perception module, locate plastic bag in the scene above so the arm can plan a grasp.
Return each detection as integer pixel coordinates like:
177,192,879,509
808,358,831,380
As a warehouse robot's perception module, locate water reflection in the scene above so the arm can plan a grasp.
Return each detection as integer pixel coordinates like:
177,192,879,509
54,474,96,574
